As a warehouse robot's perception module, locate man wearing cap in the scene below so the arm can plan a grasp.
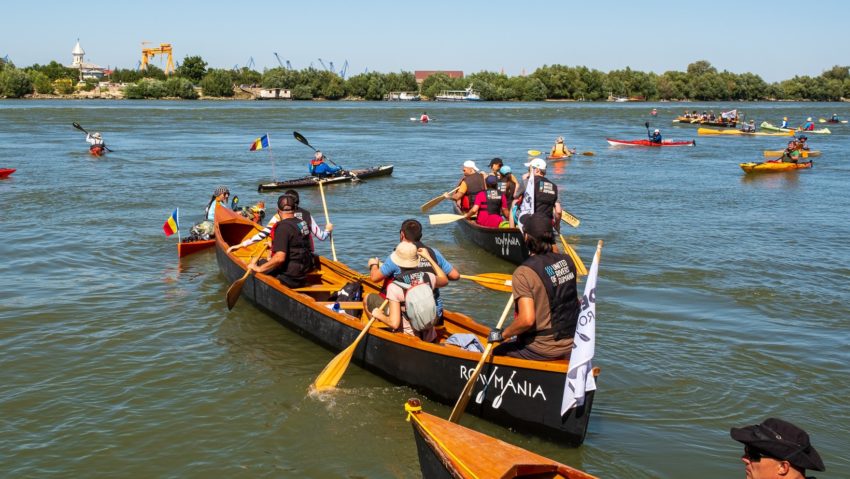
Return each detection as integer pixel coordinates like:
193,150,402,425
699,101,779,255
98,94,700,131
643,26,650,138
514,158,562,229
731,417,825,479
448,160,486,212
249,194,314,288
802,118,815,131
488,214,580,360
464,175,508,228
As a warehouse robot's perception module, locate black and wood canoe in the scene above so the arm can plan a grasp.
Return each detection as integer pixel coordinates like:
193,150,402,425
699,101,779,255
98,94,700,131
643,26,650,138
406,398,599,479
451,203,528,265
672,117,737,128
257,164,394,192
214,207,598,446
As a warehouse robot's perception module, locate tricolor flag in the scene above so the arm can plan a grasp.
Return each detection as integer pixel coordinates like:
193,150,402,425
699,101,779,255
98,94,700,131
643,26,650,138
162,208,179,237
561,240,602,415
249,134,270,151
516,170,535,232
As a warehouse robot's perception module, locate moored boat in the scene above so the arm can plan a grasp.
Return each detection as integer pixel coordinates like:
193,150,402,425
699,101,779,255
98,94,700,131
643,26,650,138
89,144,106,157
452,203,528,264
740,160,813,173
215,207,598,446
606,138,695,147
697,127,794,137
435,84,481,101
257,165,393,192
406,398,599,479
763,150,820,157
0,168,15,178
760,122,831,134
178,237,215,258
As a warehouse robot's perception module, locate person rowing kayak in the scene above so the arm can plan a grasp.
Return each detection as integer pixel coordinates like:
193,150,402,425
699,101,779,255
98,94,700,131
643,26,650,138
801,117,815,131
549,136,573,158
648,128,662,144
309,150,343,177
420,111,430,123
86,131,107,155
780,117,790,129
741,120,757,133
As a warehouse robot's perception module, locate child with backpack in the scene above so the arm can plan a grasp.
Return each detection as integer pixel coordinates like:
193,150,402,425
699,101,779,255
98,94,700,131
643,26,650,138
363,242,448,342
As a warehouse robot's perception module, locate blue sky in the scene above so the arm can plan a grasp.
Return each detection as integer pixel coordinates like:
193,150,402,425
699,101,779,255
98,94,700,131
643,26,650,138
3,0,848,82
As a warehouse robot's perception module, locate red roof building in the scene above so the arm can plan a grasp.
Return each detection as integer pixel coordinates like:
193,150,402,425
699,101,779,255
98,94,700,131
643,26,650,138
414,70,464,84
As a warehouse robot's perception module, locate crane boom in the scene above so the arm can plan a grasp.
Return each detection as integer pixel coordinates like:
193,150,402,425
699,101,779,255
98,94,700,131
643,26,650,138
317,58,329,71
273,52,284,68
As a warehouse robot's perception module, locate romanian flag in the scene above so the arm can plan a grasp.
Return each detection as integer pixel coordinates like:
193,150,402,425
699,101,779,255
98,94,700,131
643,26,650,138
249,134,270,151
163,208,179,237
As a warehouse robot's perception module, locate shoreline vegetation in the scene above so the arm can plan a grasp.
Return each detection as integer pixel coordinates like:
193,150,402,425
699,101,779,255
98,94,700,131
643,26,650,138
1,56,848,102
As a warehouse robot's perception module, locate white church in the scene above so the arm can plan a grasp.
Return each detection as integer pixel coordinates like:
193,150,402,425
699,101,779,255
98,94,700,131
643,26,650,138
68,39,106,81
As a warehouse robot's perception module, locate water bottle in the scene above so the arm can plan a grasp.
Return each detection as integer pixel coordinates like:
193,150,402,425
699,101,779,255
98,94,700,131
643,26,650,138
332,301,341,313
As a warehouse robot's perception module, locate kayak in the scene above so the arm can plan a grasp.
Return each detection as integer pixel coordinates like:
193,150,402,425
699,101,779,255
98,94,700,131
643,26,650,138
89,145,106,157
763,150,820,157
606,138,695,147
697,127,793,137
178,238,215,258
818,118,847,124
257,165,394,192
760,122,831,134
547,151,573,160
0,168,15,178
740,160,813,173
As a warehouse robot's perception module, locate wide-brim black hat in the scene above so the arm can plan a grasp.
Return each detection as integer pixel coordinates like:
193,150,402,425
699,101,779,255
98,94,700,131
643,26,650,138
731,418,824,472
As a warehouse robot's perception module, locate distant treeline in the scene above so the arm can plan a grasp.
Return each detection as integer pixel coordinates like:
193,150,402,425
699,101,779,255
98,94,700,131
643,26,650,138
1,56,849,102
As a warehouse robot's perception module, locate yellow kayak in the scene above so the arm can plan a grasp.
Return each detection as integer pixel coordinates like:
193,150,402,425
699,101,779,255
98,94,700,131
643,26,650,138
740,160,813,173
763,150,819,158
698,127,794,137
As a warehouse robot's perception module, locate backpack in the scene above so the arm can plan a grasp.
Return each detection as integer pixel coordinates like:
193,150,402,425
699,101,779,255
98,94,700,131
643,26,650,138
393,277,436,332
329,281,363,316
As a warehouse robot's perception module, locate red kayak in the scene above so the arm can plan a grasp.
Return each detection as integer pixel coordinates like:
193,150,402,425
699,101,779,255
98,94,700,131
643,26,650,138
178,238,215,258
0,168,15,178
607,138,696,147
89,145,106,157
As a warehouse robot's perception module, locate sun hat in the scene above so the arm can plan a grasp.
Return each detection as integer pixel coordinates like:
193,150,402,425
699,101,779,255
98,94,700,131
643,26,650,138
214,185,230,196
488,157,503,167
807,117,812,121
499,165,512,175
556,136,564,143
730,418,824,472
92,132,102,139
462,160,479,172
524,158,547,170
390,242,420,268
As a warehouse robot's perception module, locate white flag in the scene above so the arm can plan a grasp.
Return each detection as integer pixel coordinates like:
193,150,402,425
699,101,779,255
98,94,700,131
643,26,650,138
516,170,535,232
721,109,737,119
561,241,602,415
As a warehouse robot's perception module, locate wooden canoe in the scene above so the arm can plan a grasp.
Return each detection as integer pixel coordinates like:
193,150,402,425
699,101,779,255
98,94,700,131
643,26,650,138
0,168,15,178
673,117,736,127
406,398,599,479
214,207,598,446
178,238,215,258
257,165,394,192
451,203,528,264
697,127,794,137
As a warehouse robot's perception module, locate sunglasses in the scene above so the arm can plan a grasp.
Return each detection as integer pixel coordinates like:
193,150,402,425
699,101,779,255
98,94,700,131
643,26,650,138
744,445,773,462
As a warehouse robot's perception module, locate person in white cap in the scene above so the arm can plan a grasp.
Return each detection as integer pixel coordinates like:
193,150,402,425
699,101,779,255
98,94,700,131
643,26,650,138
513,158,562,229
802,117,815,131
447,160,487,212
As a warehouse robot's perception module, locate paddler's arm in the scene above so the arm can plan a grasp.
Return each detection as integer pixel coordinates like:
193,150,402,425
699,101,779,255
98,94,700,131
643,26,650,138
228,214,280,252
310,215,332,241
250,251,285,275
417,248,448,288
449,181,467,201
499,297,534,340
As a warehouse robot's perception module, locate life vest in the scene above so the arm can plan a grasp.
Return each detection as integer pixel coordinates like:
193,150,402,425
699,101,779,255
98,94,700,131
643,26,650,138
293,207,315,252
462,173,485,211
532,176,558,220
497,176,516,202
270,216,313,278
516,251,579,345
485,189,503,215
553,143,568,156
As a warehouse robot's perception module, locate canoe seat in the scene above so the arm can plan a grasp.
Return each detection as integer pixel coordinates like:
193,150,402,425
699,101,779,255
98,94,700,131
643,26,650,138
316,301,364,310
294,285,342,293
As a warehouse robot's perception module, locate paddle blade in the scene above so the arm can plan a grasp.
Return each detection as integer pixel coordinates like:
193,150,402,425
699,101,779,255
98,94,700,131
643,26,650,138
581,151,595,156
560,235,588,276
429,213,465,225
527,149,542,156
460,273,513,292
311,317,377,391
420,194,448,213
561,210,581,228
226,271,251,310
293,131,314,150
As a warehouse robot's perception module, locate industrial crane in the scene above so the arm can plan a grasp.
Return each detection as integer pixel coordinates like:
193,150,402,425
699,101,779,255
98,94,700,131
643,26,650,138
339,60,349,79
317,58,329,72
140,42,175,74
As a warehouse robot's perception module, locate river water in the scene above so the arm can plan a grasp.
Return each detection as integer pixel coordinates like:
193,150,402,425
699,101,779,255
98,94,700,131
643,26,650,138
1,100,848,478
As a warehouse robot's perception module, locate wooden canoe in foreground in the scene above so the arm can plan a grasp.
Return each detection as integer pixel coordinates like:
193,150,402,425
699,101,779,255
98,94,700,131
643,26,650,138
214,207,599,446
406,398,599,479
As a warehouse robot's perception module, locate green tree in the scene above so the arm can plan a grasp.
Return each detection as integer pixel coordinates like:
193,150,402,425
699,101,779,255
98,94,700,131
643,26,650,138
164,77,199,99
232,67,261,86
110,68,143,84
176,55,207,83
820,65,849,82
141,64,167,80
321,75,345,99
0,68,34,97
686,60,717,76
292,84,313,100
420,72,453,99
29,71,54,94
54,78,74,94
200,69,234,97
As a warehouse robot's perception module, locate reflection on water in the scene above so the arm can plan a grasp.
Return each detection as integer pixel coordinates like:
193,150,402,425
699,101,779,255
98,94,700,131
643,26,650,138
740,170,803,188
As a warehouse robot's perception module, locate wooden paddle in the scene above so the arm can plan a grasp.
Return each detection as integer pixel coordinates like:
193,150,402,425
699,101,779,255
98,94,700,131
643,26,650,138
429,213,467,225
420,186,461,213
311,299,388,391
449,295,515,423
460,273,512,292
72,122,113,152
225,242,269,310
317,181,337,261
560,234,588,276
561,210,581,228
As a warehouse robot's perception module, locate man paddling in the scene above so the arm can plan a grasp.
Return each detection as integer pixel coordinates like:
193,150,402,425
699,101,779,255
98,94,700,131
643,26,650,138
310,150,342,177
420,111,430,123
448,160,486,212
85,131,107,154
648,128,663,144
487,214,580,360
248,194,314,288
513,158,562,229
730,418,825,479
550,136,572,158
802,117,815,131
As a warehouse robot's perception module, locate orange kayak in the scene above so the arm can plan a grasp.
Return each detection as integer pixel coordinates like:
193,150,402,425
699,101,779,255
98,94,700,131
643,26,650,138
740,160,813,173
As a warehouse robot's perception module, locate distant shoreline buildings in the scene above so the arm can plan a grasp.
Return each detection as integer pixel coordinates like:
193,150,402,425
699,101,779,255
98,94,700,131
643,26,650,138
68,39,108,81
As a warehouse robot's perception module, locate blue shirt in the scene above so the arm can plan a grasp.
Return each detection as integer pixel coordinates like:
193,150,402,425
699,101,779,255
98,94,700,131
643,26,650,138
380,246,454,316
649,132,662,143
310,162,342,177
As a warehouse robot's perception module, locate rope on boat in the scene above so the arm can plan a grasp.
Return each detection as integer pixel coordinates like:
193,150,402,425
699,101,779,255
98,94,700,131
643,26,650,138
405,401,479,479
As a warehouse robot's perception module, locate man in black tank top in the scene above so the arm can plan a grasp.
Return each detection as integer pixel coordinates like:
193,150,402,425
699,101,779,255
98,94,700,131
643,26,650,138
285,189,332,253
449,160,486,212
488,214,579,360
516,158,562,227
249,194,314,288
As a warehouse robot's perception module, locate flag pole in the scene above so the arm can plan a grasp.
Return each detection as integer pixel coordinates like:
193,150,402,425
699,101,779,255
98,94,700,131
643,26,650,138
175,208,181,246
267,132,276,181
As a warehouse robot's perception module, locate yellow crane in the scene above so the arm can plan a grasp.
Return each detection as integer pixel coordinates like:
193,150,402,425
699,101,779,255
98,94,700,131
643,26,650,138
140,42,175,74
